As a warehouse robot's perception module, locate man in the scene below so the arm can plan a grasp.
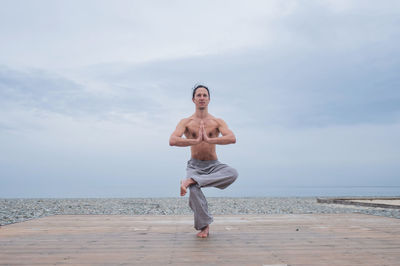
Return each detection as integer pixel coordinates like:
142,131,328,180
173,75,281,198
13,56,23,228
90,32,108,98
169,84,238,238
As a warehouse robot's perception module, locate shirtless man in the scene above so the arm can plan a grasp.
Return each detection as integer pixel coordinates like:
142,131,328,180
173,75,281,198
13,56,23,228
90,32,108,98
169,85,238,238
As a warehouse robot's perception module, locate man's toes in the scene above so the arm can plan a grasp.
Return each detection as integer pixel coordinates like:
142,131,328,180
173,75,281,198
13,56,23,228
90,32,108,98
197,233,207,238
196,230,209,238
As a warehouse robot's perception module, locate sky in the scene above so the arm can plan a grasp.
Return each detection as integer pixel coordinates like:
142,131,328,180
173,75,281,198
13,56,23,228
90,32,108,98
1,0,399,198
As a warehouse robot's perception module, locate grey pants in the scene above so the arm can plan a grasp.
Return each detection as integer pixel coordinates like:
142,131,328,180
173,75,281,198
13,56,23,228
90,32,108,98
186,158,238,230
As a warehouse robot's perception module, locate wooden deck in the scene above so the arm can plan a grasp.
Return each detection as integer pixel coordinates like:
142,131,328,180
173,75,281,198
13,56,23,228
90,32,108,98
1,214,399,265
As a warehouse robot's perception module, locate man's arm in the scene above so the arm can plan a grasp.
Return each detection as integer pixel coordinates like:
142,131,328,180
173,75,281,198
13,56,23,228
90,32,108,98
203,119,236,145
169,119,202,147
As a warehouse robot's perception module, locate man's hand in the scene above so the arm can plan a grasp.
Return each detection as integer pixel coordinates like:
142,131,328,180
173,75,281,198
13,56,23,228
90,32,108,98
200,121,211,143
195,123,203,144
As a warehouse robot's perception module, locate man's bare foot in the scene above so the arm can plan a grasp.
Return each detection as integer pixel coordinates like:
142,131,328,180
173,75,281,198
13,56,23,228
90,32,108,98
180,180,187,196
180,178,195,196
197,225,209,238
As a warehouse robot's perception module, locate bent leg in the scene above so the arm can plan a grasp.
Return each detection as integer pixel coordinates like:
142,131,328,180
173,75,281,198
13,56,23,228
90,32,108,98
191,165,238,190
189,184,213,230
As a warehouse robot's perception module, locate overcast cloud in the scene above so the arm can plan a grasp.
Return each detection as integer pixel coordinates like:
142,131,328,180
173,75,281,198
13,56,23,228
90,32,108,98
1,0,399,197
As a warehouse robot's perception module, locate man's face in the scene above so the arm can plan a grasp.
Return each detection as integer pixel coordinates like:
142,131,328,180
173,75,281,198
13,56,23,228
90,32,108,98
192,87,210,110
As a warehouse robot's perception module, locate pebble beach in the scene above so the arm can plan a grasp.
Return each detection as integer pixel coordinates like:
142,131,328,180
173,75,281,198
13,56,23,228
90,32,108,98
1,197,399,226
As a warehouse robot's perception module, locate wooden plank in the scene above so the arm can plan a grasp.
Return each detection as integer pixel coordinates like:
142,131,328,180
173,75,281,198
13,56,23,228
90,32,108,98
0,214,399,265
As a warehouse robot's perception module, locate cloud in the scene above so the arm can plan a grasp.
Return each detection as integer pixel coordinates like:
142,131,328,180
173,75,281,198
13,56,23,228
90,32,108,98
0,66,86,115
2,30,399,134
5,1,399,70
0,65,176,123
1,1,400,197
0,0,297,69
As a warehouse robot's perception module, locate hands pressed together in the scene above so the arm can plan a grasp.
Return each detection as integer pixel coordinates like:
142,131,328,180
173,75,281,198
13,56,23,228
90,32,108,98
196,120,211,144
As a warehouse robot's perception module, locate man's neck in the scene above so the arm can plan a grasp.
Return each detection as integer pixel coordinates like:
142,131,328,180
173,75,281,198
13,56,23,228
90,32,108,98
194,107,208,119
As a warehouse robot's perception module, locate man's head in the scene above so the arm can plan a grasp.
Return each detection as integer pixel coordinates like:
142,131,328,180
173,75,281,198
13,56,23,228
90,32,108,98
192,85,210,100
192,84,210,110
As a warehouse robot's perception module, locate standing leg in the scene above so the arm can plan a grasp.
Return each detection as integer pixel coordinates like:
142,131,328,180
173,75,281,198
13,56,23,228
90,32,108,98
188,183,213,231
185,160,239,238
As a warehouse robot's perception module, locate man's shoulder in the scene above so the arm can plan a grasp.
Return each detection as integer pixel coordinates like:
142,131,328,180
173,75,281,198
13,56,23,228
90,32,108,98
209,116,225,124
178,116,195,125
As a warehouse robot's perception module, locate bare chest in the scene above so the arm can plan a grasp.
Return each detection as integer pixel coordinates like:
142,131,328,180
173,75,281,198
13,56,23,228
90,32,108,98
184,120,220,139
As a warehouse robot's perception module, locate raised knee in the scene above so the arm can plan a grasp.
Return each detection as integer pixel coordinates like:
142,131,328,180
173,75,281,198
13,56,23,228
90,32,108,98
221,169,238,189
230,168,238,181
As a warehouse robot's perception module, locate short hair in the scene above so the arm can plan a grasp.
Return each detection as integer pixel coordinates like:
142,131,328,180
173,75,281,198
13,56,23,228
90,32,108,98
192,84,210,99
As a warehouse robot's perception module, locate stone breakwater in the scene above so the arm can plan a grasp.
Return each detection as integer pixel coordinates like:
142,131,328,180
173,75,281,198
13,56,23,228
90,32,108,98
1,197,399,226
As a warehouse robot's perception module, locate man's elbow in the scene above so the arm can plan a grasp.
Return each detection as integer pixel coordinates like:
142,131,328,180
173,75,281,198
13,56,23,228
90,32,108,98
169,137,176,146
231,136,236,144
